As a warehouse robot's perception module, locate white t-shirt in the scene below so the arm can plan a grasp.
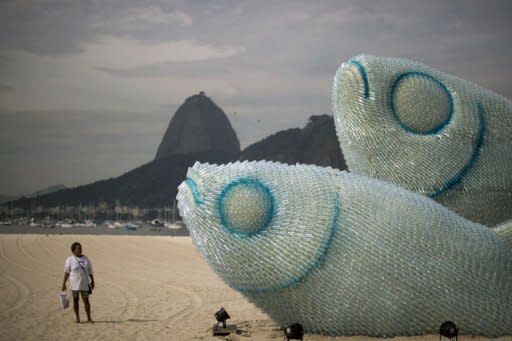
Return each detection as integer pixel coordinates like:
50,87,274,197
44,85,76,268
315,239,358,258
64,255,93,291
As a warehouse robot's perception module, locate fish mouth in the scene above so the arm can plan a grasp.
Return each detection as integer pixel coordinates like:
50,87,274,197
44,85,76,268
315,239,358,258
177,165,205,211
176,164,211,237
334,58,370,101
348,59,370,99
184,177,204,205
176,178,201,227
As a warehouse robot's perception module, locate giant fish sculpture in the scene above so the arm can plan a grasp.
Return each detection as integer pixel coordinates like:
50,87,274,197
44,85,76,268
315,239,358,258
332,55,512,226
177,160,512,337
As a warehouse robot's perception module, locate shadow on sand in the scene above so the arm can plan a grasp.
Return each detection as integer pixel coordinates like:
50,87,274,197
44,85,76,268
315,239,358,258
94,319,159,324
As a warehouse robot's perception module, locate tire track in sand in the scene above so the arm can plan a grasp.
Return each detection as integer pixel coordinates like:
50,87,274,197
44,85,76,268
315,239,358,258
105,280,140,322
0,236,35,339
0,235,38,273
15,235,66,280
1,236,64,339
95,237,205,323
131,278,204,340
16,236,49,271
90,237,205,340
38,235,63,263
0,273,31,319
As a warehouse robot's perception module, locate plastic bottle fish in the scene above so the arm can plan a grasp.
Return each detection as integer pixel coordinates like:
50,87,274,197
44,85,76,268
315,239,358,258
332,55,512,226
177,160,511,337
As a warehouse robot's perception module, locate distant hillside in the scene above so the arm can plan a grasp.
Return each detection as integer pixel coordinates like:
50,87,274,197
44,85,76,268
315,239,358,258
0,195,19,205
155,92,240,160
240,115,347,170
6,152,236,209
32,184,67,197
1,184,68,204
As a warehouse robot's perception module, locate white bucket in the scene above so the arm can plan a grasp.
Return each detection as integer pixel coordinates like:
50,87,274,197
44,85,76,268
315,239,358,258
60,292,69,309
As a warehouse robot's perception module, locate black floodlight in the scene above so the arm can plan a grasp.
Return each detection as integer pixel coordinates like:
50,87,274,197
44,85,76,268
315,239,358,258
284,323,304,341
439,321,458,341
214,307,230,328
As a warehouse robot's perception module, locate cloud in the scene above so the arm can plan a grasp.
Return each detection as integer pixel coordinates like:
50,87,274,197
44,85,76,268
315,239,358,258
0,1,93,55
0,83,13,92
89,5,193,29
0,2,196,56
80,35,244,70
0,42,242,112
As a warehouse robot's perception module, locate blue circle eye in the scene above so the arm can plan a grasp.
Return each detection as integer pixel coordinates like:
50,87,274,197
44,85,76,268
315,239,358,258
390,72,453,134
218,178,274,237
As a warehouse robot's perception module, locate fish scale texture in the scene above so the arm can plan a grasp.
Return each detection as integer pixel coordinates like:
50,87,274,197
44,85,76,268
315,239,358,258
332,55,512,226
177,161,512,337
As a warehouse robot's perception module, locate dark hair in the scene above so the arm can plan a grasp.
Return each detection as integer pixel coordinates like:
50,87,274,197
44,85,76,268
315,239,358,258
71,242,82,252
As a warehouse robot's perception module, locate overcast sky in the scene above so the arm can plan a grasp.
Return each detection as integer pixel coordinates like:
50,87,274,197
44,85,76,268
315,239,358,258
1,0,511,195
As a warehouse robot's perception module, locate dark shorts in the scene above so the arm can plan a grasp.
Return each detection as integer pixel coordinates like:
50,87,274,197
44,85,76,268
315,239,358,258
72,290,90,299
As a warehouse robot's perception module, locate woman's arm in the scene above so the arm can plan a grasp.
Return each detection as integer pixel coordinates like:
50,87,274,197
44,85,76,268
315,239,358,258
62,272,69,291
89,274,95,289
87,257,95,289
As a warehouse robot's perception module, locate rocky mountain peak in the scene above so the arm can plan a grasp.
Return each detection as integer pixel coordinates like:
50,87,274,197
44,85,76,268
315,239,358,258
155,92,240,160
239,114,346,170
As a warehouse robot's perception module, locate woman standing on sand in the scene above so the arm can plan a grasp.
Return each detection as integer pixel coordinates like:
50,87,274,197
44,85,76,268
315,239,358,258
62,242,95,323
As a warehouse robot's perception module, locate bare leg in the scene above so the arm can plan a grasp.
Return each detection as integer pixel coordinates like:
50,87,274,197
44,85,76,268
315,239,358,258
82,295,93,323
73,295,80,323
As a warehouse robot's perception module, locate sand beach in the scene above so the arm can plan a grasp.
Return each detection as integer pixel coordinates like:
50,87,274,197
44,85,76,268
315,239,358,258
0,234,510,341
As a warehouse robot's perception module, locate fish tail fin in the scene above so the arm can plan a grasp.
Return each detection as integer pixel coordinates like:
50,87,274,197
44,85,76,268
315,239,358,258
494,220,512,248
